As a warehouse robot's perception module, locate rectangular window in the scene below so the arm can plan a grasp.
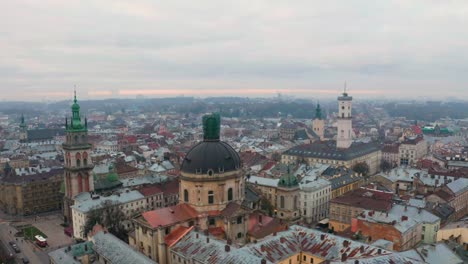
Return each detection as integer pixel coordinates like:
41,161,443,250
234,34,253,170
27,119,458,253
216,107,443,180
208,191,214,204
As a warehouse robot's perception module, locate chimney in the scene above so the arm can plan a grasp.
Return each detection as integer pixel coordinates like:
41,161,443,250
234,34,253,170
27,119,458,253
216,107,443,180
355,260,360,264
225,245,230,252
206,237,210,243
259,215,263,224
261,259,267,264
196,233,199,239
418,208,422,214
343,240,349,247
377,248,382,255
321,234,325,241
273,232,277,236
359,245,364,253
401,216,408,221
341,253,348,262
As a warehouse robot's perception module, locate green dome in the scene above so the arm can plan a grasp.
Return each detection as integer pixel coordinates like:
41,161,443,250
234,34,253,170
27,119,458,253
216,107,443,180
278,172,299,188
106,172,119,182
106,164,119,182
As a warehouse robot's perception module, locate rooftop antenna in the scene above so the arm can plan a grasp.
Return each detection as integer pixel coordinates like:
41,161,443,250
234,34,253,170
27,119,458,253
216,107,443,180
344,81,347,93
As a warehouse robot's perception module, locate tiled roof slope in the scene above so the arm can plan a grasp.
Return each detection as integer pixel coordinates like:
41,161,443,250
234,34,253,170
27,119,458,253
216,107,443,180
171,225,420,264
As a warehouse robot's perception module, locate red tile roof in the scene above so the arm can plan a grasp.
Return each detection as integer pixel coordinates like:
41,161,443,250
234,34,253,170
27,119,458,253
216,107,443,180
208,226,225,237
165,226,194,247
382,144,399,153
248,212,288,239
330,188,393,212
411,125,423,135
142,203,198,228
139,180,179,196
139,185,164,196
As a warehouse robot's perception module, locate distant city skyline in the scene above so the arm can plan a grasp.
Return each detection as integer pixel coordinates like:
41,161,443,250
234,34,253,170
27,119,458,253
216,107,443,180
1,1,468,101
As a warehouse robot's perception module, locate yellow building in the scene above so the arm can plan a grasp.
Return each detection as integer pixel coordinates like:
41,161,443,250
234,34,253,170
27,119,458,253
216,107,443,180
0,166,63,215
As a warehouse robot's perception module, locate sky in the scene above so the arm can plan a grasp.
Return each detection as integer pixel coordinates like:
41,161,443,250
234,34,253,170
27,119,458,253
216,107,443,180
1,1,468,101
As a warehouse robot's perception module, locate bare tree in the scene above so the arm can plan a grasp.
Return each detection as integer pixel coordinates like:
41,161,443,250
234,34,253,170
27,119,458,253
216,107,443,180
84,200,128,241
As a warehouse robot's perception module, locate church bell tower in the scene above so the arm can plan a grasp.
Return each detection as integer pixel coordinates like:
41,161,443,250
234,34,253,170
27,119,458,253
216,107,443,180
312,103,325,140
19,114,27,141
63,91,94,223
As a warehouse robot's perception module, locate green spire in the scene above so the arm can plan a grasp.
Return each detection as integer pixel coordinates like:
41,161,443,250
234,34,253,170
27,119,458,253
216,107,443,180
20,114,26,128
315,103,322,120
202,113,221,141
68,90,86,132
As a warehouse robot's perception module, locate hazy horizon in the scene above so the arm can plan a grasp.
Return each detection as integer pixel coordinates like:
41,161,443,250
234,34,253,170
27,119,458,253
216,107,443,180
2,1,468,101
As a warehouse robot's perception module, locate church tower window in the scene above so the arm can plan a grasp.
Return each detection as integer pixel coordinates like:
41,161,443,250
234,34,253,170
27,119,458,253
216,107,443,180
184,189,189,202
208,191,214,204
227,188,233,201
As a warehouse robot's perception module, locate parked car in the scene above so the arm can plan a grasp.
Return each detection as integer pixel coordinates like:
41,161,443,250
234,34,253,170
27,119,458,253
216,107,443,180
21,257,30,263
9,241,21,253
13,245,21,253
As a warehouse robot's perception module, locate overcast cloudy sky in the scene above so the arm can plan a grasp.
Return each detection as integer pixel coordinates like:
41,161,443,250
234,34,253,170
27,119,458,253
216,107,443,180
1,1,467,101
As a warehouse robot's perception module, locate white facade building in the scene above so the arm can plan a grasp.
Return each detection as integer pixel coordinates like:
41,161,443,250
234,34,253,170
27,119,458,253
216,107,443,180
71,190,146,239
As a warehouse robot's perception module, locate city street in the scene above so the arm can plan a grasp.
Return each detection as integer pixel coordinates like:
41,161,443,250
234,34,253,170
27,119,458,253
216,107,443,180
0,212,73,264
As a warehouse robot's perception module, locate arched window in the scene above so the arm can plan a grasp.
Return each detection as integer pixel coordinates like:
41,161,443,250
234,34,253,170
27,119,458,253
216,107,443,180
83,158,87,166
280,196,285,209
227,188,233,201
208,191,214,204
184,189,189,202
81,135,86,143
75,152,81,167
74,135,78,143
237,232,243,238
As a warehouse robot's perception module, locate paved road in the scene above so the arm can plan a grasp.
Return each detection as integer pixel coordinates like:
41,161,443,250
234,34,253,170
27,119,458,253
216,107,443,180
0,223,49,263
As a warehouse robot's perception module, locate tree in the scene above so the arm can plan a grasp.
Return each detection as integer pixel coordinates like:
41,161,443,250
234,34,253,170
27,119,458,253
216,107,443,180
353,162,370,177
84,200,128,241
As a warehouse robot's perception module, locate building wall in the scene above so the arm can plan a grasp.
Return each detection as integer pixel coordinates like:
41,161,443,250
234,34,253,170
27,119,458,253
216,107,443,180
422,221,440,244
383,151,400,167
437,226,468,250
448,188,468,220
281,150,381,176
331,179,364,199
179,170,244,215
300,184,331,224
0,175,62,216
329,204,368,232
72,197,147,239
399,140,428,166
353,218,422,251
276,187,300,221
